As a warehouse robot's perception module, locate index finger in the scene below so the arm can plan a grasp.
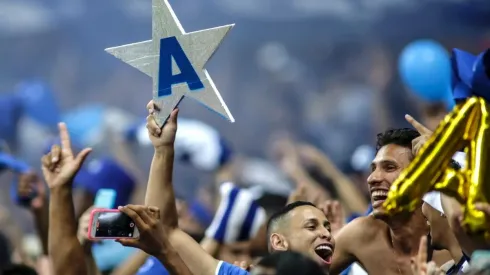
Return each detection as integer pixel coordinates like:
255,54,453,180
58,123,72,153
405,114,431,135
126,205,154,225
417,235,428,264
119,206,146,229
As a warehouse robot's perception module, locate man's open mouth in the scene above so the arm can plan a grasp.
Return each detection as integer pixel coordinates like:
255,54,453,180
314,244,333,264
371,190,388,206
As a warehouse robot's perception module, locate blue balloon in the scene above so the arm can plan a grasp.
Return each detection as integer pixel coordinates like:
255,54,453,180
399,40,451,102
16,81,60,130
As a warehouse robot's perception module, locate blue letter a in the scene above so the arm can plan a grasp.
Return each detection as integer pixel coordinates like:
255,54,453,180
157,37,204,97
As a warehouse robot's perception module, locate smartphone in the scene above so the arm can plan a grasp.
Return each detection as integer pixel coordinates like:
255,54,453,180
88,209,139,240
94,189,117,209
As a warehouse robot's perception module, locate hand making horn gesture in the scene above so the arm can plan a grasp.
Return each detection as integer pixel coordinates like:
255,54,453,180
41,123,92,189
405,114,434,156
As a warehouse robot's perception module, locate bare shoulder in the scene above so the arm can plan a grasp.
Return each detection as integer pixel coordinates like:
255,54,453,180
337,215,384,242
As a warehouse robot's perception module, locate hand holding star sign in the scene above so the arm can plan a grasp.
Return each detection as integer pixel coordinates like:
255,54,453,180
405,114,434,156
41,123,92,189
146,100,179,152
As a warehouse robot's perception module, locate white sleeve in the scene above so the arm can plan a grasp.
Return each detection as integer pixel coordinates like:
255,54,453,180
215,261,224,275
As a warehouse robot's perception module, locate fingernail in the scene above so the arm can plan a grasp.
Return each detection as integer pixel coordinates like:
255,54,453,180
118,206,123,210
52,157,58,162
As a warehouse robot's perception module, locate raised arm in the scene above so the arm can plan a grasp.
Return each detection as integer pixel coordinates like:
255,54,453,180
143,102,221,275
117,205,193,275
41,123,92,275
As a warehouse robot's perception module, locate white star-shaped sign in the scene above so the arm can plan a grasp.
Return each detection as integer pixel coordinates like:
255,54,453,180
105,0,235,126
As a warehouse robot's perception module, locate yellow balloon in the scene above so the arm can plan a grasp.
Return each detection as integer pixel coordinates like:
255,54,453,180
384,97,490,238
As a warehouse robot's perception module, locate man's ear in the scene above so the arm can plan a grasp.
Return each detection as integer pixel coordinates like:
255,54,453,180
270,233,288,251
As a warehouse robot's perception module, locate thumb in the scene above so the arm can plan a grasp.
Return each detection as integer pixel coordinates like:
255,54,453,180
116,239,140,248
170,108,179,124
74,148,92,166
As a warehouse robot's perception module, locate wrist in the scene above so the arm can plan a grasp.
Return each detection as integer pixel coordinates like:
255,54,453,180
154,146,174,155
49,185,72,196
154,244,172,258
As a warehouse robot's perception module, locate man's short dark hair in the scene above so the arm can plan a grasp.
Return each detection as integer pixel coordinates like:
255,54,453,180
266,201,317,251
257,251,325,275
255,193,289,217
376,128,420,153
1,264,38,275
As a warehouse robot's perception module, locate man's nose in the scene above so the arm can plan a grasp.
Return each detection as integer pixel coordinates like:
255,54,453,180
319,228,332,240
367,170,383,186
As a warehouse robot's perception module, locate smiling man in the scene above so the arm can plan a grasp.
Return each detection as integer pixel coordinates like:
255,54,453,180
267,201,335,273
330,128,452,275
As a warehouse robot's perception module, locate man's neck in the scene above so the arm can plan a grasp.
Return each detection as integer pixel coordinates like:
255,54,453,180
386,210,428,256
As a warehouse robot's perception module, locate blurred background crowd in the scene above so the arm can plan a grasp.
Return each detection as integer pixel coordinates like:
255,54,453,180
1,0,490,273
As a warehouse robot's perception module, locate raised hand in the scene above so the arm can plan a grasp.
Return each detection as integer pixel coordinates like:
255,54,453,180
41,123,92,189
116,205,167,256
405,114,433,156
146,101,179,152
77,206,96,247
16,171,46,209
320,200,345,235
411,236,444,275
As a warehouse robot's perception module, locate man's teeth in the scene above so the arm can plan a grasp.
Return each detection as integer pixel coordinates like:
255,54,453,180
372,190,388,198
315,245,332,252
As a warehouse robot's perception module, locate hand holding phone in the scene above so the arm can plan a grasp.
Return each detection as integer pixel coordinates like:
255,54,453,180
112,205,167,257
88,209,140,240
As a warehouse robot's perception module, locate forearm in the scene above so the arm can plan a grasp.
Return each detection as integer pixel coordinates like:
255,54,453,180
440,194,485,255
168,229,218,275
146,148,178,228
111,251,148,275
84,248,101,275
155,241,192,275
199,237,220,257
49,186,87,275
312,157,367,213
292,168,325,192
329,172,368,214
32,200,49,255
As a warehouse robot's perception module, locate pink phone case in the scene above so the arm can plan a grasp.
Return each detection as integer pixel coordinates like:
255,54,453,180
87,208,136,240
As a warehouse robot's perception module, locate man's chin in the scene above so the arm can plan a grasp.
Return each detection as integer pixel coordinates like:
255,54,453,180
371,209,389,220
371,202,389,219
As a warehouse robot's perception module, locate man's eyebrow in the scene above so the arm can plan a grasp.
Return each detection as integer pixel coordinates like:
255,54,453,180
372,159,398,166
303,218,318,225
